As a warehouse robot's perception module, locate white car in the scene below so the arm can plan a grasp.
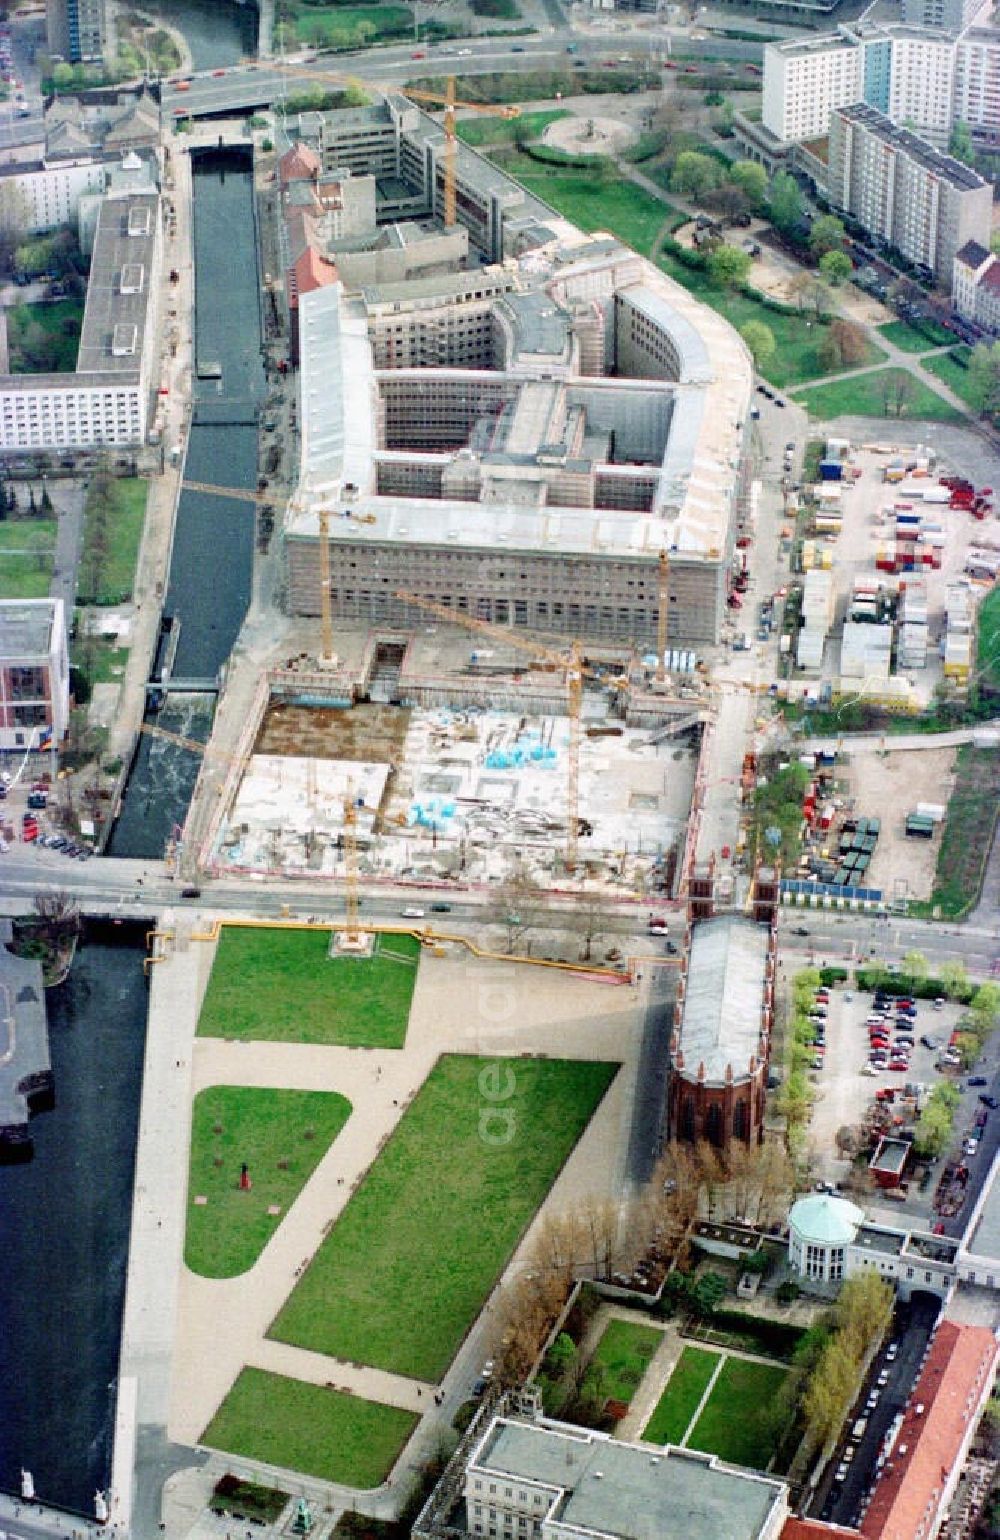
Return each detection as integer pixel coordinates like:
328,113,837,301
401,906,426,919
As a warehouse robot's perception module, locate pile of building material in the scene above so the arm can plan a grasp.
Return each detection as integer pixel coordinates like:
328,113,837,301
796,569,834,675
943,582,974,685
841,619,892,681
897,577,929,671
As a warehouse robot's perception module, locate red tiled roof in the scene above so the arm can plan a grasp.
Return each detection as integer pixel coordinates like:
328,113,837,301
860,1321,998,1540
783,1519,858,1538
977,257,1000,295
286,246,339,311
279,142,321,186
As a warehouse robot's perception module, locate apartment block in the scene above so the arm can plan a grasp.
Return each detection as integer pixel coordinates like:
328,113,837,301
827,103,991,282
884,27,958,140
0,599,69,751
900,0,987,32
46,0,114,64
954,27,1000,141
762,34,862,142
0,189,161,450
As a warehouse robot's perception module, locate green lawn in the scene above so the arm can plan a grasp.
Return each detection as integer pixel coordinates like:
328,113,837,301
928,745,1000,917
978,585,1000,692
495,150,675,258
643,1345,720,1445
77,477,147,605
289,2,413,46
185,1086,353,1278
201,1369,417,1488
583,1318,663,1407
488,149,884,390
269,1054,618,1381
0,519,56,599
197,928,420,1048
877,318,954,353
793,367,964,423
456,109,568,148
687,1357,789,1471
7,297,84,373
923,348,978,411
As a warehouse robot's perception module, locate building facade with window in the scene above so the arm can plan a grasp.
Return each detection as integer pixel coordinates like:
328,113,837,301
788,1193,865,1282
0,599,69,752
457,1413,789,1540
0,188,160,450
827,103,991,282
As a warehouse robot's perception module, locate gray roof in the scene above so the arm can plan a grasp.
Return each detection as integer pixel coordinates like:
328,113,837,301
833,103,989,193
76,190,159,377
472,1418,785,1540
0,598,58,658
956,239,991,269
678,915,769,1085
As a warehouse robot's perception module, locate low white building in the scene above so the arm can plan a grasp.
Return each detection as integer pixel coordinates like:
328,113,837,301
0,598,69,752
788,1192,866,1282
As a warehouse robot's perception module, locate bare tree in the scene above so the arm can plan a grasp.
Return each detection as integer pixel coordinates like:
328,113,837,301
490,865,547,955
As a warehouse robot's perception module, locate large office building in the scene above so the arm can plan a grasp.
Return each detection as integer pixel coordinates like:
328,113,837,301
282,105,753,650
827,104,991,282
0,598,69,752
439,1412,790,1540
0,188,161,451
900,0,987,32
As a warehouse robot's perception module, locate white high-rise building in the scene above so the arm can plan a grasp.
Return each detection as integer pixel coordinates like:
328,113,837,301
762,34,862,142
885,28,958,142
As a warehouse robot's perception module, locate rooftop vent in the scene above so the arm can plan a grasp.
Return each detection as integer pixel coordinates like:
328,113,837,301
127,205,151,237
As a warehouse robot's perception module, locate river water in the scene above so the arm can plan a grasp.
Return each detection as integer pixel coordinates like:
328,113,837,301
107,150,264,858
0,924,149,1515
140,0,258,70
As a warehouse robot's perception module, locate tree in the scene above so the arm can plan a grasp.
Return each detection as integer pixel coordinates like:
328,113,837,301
949,119,975,166
707,180,750,224
819,318,868,371
546,1332,578,1378
731,159,768,209
707,243,752,289
938,960,969,999
768,171,804,235
670,150,721,199
740,319,776,367
809,214,846,259
51,60,73,88
965,341,1000,417
690,1271,727,1316
902,948,929,980
819,248,852,286
490,867,546,955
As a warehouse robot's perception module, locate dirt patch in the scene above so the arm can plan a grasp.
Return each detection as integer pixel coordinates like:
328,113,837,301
256,703,412,765
845,745,956,901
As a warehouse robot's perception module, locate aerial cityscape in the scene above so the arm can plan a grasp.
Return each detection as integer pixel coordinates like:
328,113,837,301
2,0,1000,1538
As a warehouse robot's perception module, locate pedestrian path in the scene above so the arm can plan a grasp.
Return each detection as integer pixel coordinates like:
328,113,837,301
679,1350,726,1445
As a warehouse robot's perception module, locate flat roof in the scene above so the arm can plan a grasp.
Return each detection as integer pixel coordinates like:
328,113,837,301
833,103,989,192
853,1224,906,1256
678,914,769,1085
76,190,159,377
0,598,59,657
870,1136,911,1174
473,1418,786,1540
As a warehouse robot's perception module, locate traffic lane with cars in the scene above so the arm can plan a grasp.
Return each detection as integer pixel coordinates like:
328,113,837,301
941,1063,1000,1243
814,1294,940,1527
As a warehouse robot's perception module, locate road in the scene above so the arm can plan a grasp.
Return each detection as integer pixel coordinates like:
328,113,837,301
812,1294,940,1527
159,26,765,118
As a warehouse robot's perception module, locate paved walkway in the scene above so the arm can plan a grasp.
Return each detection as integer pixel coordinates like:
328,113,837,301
125,934,648,1534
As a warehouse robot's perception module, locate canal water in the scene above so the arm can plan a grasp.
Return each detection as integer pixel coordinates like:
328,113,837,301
107,149,264,858
140,0,257,70
0,923,149,1515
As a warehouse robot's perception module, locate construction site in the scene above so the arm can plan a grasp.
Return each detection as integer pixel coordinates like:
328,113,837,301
189,619,704,894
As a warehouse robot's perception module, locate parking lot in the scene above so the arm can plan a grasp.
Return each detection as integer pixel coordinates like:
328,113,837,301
807,985,968,1192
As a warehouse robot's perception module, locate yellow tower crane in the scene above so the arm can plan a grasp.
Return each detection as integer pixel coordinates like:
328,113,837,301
656,549,670,688
393,590,621,873
342,779,361,943
258,57,520,230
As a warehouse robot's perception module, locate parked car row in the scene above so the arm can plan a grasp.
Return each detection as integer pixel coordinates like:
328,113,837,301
863,990,922,1075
